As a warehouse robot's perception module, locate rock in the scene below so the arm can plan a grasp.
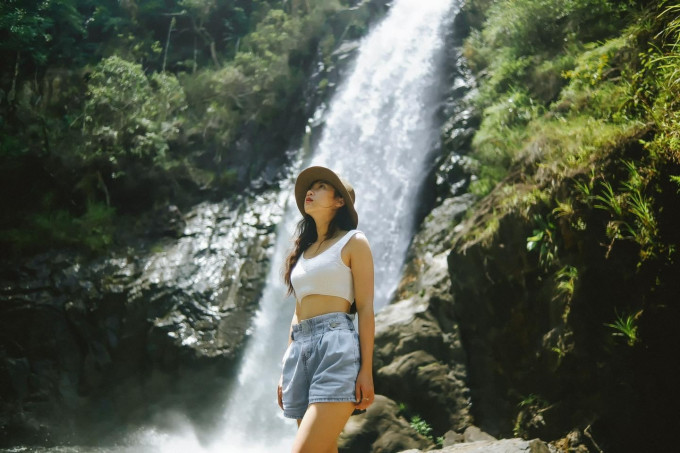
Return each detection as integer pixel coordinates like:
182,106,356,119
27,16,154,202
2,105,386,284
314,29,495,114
400,438,555,453
148,204,186,239
364,176,476,440
370,203,473,436
374,298,444,364
332,41,361,62
376,350,470,434
463,425,497,442
0,190,283,446
442,429,464,447
339,395,434,453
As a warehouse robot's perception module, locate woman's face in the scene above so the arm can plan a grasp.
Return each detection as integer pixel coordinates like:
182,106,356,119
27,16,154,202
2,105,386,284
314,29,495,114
304,180,344,215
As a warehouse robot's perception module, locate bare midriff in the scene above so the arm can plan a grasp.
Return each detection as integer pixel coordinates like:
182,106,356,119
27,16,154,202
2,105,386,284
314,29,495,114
297,294,351,320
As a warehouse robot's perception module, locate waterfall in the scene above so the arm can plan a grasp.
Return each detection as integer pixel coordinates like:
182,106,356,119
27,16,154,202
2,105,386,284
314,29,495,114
130,0,458,451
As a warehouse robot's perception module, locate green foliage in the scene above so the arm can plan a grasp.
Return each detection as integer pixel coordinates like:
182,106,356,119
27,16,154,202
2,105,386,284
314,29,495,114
409,415,433,438
3,200,116,254
590,161,659,260
483,0,628,57
670,175,680,193
457,3,679,447
634,3,680,164
82,56,186,168
555,265,578,300
466,0,635,110
527,214,558,269
183,2,343,158
463,0,640,198
594,181,625,217
179,0,218,22
468,90,540,196
0,0,85,67
396,403,439,443
1,0,355,257
555,265,578,323
514,393,551,438
605,310,641,346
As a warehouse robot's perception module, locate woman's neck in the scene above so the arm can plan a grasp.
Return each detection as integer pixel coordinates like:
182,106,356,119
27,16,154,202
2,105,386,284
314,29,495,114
313,214,333,241
315,224,331,242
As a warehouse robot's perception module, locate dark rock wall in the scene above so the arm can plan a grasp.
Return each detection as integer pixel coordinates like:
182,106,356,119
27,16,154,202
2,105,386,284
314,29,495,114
0,193,282,446
427,114,680,452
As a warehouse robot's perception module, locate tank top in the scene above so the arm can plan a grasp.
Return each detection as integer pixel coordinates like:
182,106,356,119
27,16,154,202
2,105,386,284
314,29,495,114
290,230,361,302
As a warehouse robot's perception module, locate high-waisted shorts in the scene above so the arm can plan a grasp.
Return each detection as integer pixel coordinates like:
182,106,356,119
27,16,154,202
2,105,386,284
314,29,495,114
281,312,361,419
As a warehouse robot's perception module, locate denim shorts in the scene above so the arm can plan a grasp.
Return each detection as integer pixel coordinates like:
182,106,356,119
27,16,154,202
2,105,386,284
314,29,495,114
281,312,361,419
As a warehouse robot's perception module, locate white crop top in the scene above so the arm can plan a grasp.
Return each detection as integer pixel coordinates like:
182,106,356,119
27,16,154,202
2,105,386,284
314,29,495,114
290,230,361,302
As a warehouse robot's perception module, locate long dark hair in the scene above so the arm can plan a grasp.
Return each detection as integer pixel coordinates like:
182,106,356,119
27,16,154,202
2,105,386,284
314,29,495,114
283,182,355,297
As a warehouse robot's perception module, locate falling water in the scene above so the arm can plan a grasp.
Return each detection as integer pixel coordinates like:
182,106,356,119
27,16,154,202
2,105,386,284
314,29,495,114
123,0,459,451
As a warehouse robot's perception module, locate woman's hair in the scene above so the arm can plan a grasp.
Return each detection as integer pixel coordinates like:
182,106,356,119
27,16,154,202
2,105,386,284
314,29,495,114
283,182,355,297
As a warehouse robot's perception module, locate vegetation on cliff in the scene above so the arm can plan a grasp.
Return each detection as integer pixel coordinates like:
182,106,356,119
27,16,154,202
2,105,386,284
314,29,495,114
445,0,680,450
0,0,372,257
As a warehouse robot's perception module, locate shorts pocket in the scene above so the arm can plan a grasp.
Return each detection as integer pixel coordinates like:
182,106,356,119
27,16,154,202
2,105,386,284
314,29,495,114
281,342,294,366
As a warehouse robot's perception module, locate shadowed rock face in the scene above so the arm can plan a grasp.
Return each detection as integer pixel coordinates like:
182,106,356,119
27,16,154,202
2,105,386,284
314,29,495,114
339,395,434,453
0,191,283,446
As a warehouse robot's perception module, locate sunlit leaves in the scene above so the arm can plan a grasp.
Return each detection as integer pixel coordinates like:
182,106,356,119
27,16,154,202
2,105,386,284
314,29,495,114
82,56,186,167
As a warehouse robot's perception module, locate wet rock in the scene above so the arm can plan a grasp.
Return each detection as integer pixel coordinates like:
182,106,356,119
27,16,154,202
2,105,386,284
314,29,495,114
0,190,283,446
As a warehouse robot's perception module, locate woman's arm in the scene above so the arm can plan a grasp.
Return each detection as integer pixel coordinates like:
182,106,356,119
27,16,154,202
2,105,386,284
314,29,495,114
349,232,375,410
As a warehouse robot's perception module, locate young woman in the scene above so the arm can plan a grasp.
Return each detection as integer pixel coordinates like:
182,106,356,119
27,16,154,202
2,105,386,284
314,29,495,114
277,166,375,453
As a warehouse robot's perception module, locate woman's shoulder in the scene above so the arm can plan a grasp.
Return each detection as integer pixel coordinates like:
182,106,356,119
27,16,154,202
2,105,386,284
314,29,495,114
346,229,370,249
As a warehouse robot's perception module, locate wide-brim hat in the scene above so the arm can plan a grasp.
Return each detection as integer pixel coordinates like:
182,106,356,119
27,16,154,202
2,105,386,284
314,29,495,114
295,166,358,228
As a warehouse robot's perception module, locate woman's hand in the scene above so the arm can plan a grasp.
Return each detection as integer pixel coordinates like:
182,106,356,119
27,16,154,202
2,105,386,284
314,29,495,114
354,368,374,410
277,374,284,410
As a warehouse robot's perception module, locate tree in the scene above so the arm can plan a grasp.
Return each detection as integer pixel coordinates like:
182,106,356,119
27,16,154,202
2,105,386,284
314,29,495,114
82,56,187,173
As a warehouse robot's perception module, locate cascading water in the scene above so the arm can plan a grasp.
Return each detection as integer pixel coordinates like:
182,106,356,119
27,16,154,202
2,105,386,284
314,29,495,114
129,0,459,451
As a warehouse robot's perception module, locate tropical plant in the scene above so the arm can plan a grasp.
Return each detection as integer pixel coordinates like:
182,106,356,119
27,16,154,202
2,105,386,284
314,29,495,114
605,310,642,346
555,265,578,300
527,214,558,269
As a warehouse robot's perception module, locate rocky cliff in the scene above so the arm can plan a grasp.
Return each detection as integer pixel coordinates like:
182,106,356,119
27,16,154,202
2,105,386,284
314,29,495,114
342,1,680,451
0,192,282,446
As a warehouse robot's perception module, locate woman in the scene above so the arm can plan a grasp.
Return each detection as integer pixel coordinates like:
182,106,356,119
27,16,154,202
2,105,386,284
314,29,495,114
277,166,375,453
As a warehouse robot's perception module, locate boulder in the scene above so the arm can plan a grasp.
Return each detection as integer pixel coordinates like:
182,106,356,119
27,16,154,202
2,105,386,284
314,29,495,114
339,395,434,453
371,217,473,436
463,425,497,442
400,437,555,453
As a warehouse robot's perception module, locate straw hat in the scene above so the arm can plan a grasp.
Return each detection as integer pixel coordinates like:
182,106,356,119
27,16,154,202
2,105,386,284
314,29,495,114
295,166,358,228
